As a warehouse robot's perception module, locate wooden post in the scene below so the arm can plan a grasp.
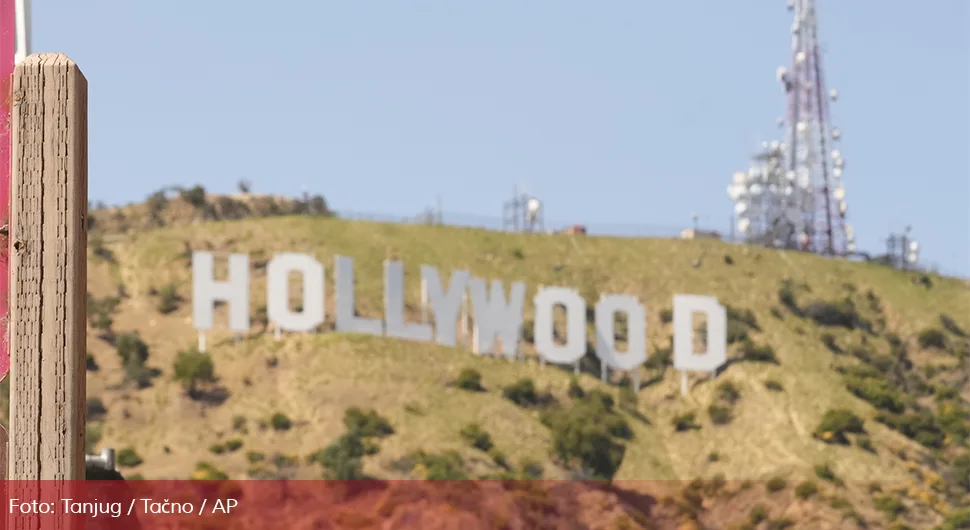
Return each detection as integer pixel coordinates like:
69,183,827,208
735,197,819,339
8,53,88,482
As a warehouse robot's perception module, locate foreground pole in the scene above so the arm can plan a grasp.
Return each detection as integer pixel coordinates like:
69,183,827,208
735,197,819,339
8,54,88,489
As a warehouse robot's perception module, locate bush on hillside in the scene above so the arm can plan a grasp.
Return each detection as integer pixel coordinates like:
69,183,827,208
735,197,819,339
764,379,784,392
180,185,207,208
741,340,778,364
542,391,633,480
269,412,292,431
875,410,945,449
116,448,143,468
156,283,181,314
778,283,798,311
765,476,787,493
343,408,394,438
173,348,216,397
459,423,493,452
503,378,542,407
801,298,863,330
116,332,149,366
814,462,840,484
672,412,700,432
917,328,947,350
567,377,585,399
813,409,865,445
707,405,732,425
940,313,967,337
820,333,841,354
314,433,366,480
715,381,741,405
418,450,468,480
86,397,107,420
843,376,906,414
795,481,818,500
455,368,484,391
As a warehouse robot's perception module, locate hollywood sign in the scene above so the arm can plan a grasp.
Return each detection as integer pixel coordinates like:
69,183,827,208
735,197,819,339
191,252,728,386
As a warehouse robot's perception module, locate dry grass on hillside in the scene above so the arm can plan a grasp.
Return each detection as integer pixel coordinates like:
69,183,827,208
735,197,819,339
2,209,968,529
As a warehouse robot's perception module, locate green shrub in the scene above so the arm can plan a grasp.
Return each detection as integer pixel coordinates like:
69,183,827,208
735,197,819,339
813,408,865,444
795,481,818,500
917,328,947,349
741,340,778,363
86,353,99,371
488,448,508,469
715,381,741,404
246,451,265,463
312,432,365,480
542,392,632,479
749,504,769,524
116,332,149,366
844,376,906,413
156,283,181,314
459,423,493,452
421,450,468,480
86,397,107,420
659,309,673,324
856,435,875,453
940,314,967,337
192,462,228,480
456,368,484,391
820,333,841,354
567,377,585,398
672,412,700,432
269,412,292,431
503,378,540,407
872,494,906,521
343,408,393,438
116,447,143,468
224,438,243,452
173,347,216,397
209,443,226,454
707,405,732,425
814,462,839,483
802,299,862,330
777,284,798,311
764,379,784,392
875,410,945,449
518,458,544,479
765,476,787,493
180,185,207,208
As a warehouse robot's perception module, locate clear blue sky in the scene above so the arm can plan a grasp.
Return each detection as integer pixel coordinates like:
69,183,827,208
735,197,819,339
33,0,969,276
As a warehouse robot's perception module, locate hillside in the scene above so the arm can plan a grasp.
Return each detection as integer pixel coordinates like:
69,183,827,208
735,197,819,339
3,193,969,529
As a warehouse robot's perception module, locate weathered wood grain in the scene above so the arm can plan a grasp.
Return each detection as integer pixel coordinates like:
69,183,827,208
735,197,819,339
8,53,88,486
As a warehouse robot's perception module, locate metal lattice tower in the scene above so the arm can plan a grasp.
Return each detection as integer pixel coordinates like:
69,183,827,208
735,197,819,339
729,0,855,255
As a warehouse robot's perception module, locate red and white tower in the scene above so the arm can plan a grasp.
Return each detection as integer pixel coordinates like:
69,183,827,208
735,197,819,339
729,0,854,255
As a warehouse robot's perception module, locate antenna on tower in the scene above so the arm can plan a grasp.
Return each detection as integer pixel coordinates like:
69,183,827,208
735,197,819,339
502,185,544,233
727,0,851,256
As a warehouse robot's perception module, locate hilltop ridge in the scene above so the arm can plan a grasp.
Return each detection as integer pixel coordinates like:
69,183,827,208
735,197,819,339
4,191,969,529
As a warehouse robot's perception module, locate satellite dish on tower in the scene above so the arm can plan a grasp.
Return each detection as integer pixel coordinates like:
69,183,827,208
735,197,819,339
526,198,542,221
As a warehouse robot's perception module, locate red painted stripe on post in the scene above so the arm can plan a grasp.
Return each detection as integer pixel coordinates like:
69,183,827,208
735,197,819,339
0,0,14,380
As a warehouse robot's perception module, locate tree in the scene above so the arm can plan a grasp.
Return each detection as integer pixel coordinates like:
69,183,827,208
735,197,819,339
173,348,216,397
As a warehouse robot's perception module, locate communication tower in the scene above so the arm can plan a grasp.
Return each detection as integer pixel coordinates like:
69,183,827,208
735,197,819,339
502,186,544,233
728,0,853,255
